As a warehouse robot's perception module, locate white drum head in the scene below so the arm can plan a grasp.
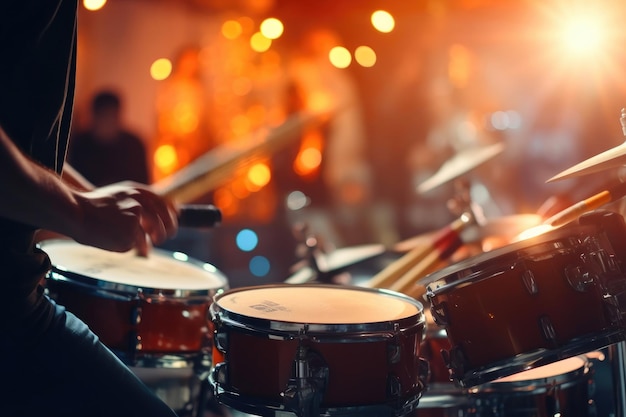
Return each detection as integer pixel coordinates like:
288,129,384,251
40,239,226,291
216,285,420,324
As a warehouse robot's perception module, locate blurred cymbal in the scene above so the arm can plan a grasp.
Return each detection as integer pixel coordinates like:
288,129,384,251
547,141,626,182
284,244,386,284
417,142,505,193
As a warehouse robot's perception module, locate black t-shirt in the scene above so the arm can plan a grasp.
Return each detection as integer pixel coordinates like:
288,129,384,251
68,130,150,186
0,0,77,313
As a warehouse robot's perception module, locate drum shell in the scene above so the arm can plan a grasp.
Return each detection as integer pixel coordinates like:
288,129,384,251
46,276,213,353
426,212,626,386
211,284,427,410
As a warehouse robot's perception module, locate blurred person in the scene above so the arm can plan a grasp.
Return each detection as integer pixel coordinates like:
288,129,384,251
0,2,179,416
68,89,150,186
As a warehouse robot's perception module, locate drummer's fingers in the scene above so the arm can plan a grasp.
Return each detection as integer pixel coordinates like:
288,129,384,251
129,188,178,238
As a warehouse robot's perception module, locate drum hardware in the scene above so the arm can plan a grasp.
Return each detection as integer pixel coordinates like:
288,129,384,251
281,344,329,417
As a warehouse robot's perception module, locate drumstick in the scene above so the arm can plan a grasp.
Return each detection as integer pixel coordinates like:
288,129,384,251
390,247,457,297
363,213,472,289
152,110,331,204
542,181,626,227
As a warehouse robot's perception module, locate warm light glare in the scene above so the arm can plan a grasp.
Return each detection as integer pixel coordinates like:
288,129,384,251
250,32,272,52
222,20,243,40
560,16,604,56
150,58,173,81
154,144,179,174
83,0,107,11
354,46,377,67
328,46,351,69
371,10,395,33
247,163,271,188
260,18,284,40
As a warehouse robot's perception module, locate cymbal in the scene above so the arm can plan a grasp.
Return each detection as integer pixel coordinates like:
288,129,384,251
284,244,386,284
417,142,505,193
547,141,626,182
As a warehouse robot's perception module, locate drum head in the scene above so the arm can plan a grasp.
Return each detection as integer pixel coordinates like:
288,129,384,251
40,239,228,295
476,355,589,394
213,284,424,336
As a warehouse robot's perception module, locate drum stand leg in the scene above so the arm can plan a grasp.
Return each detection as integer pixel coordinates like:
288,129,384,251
610,341,626,417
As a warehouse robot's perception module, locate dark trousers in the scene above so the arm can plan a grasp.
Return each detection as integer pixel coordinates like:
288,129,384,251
0,295,179,417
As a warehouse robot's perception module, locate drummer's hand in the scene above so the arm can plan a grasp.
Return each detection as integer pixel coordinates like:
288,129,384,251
68,181,178,256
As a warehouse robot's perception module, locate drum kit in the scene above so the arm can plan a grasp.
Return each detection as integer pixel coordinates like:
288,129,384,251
36,109,626,417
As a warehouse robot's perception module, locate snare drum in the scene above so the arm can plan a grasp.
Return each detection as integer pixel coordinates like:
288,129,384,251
210,284,428,416
40,239,228,365
426,210,626,387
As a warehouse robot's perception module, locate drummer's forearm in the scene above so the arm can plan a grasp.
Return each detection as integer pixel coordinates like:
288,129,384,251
0,125,81,233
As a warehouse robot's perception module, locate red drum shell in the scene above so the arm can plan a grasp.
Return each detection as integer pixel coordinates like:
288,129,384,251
211,284,427,412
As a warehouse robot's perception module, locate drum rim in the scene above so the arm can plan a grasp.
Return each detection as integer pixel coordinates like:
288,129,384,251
210,283,425,339
41,239,228,298
454,329,624,387
424,222,600,295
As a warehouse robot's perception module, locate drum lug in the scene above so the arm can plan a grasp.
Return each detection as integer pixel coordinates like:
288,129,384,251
212,361,228,386
386,373,401,398
130,306,142,325
281,344,328,417
539,315,558,345
388,323,402,364
429,301,449,326
564,264,595,292
444,345,469,385
521,269,539,295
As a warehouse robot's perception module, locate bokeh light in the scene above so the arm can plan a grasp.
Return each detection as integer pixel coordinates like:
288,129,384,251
328,46,352,68
247,162,271,188
222,20,243,40
236,229,259,252
250,32,272,52
354,45,377,67
83,0,107,11
154,144,178,175
249,255,271,277
150,58,173,80
371,10,395,33
260,17,284,40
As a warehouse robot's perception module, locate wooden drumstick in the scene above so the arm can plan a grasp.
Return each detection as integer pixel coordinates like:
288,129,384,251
363,213,472,289
152,110,331,204
389,249,453,296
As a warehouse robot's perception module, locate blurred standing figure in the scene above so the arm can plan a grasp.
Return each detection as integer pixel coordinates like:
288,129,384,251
69,90,150,186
